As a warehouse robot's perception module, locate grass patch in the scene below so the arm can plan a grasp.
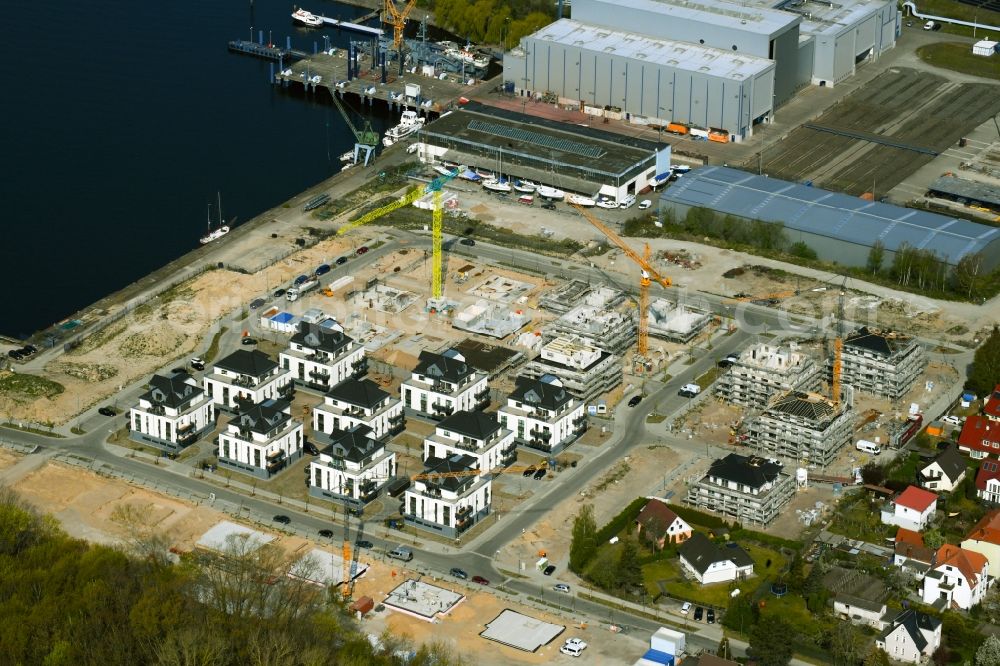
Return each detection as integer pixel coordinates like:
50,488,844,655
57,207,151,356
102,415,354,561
888,451,923,483
646,413,667,424
695,366,722,389
913,0,1000,36
827,494,893,543
204,326,228,365
70,426,86,435
917,42,1000,81
0,423,65,438
0,373,65,399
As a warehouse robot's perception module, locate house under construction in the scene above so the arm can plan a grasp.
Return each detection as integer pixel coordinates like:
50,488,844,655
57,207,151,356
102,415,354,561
546,288,636,354
717,342,822,409
646,298,712,343
747,391,855,467
838,327,926,400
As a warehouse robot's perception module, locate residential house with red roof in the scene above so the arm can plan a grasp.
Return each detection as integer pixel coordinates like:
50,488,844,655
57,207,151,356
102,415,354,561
962,509,1000,577
635,497,692,549
893,528,936,579
921,544,989,610
983,384,1000,421
880,486,938,532
958,416,1000,459
976,460,1000,505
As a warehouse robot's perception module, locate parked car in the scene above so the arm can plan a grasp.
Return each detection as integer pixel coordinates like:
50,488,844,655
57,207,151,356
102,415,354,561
388,545,413,561
522,466,536,477
23,344,37,354
942,415,963,426
355,540,374,549
561,638,588,657
618,194,636,209
707,608,716,624
718,353,740,367
190,358,205,371
679,383,702,398
318,529,334,538
541,202,556,210
273,515,291,525
627,395,642,407
638,200,652,210
315,264,331,276
241,337,258,346
680,601,692,615
532,468,547,480
553,583,571,593
249,298,265,309
294,274,309,285
7,350,22,360
98,406,117,417
273,288,287,298
449,567,469,579
596,198,618,209
471,575,490,585
304,442,320,455
923,19,936,30
460,238,476,246
356,246,369,255
543,564,557,576
335,256,348,265
694,606,704,621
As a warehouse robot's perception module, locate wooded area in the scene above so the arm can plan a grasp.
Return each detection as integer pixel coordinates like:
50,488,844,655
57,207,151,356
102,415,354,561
432,0,554,46
0,488,462,666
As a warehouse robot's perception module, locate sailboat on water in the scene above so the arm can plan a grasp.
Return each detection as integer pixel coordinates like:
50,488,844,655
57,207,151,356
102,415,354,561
200,192,231,244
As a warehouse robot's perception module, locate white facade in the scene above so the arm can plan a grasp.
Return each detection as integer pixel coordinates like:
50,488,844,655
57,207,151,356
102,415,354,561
218,404,303,479
921,551,989,610
423,416,515,473
979,477,1000,505
313,379,404,442
682,556,750,585
498,377,587,454
833,596,887,630
129,373,214,452
522,336,622,403
280,324,366,393
203,351,293,412
919,459,966,493
309,429,396,507
400,350,489,419
881,492,937,532
876,614,941,665
404,456,492,537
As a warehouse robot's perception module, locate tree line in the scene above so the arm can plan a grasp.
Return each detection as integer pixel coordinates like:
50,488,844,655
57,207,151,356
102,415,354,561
0,488,462,666
432,0,554,46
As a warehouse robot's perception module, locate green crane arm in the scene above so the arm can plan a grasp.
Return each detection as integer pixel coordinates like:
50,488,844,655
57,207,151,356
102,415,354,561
332,94,379,147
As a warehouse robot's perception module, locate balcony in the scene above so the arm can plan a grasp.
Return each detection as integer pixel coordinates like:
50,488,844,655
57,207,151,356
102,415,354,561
233,375,260,389
309,368,330,380
388,411,405,424
431,402,454,417
475,388,490,401
456,505,473,518
147,404,166,416
178,430,198,445
573,414,587,426
177,422,193,433
530,428,552,442
528,409,551,421
266,448,285,460
279,383,295,399
345,405,367,418
351,358,368,378
431,380,454,394
528,438,553,453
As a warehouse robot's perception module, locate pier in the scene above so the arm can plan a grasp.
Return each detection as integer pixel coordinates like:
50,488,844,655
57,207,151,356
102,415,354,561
228,40,308,62
273,50,481,115
315,14,383,37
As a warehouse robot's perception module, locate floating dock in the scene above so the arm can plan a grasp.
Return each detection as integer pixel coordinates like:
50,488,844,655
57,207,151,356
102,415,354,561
228,40,308,62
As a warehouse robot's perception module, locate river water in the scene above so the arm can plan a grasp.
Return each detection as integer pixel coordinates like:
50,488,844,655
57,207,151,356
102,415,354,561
0,0,395,338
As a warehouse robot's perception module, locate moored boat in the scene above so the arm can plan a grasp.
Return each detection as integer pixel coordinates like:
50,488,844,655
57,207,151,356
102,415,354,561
292,9,323,27
382,109,426,147
200,193,231,244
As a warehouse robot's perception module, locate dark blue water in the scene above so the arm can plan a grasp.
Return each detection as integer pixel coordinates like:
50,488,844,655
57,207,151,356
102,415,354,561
0,0,391,339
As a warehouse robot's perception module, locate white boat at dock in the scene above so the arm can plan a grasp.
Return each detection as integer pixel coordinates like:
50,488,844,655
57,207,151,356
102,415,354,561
339,150,355,162
382,110,425,147
567,193,596,207
536,185,565,200
200,193,231,245
513,180,537,193
292,9,323,27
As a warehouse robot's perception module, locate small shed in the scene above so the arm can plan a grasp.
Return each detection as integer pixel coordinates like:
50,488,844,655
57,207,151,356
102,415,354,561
350,596,375,616
973,40,998,56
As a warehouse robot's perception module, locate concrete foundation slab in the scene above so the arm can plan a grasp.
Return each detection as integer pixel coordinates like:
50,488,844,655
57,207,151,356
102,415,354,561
383,578,465,622
480,609,566,652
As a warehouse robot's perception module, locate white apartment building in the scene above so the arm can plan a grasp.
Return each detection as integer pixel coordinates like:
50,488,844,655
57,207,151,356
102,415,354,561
217,400,303,479
130,372,215,453
423,410,516,472
313,377,404,444
279,322,367,393
203,350,293,413
685,453,795,526
404,453,492,537
521,336,621,403
498,375,586,454
309,425,397,510
401,349,489,419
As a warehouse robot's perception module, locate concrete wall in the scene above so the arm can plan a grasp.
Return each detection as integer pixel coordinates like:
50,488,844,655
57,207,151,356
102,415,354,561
771,27,805,105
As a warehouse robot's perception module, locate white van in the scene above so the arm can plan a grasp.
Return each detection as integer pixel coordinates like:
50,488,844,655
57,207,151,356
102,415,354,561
388,545,413,561
856,440,881,455
619,194,636,209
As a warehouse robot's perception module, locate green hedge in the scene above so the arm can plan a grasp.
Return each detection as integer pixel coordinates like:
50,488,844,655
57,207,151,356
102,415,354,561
594,497,649,545
666,503,729,529
729,527,803,551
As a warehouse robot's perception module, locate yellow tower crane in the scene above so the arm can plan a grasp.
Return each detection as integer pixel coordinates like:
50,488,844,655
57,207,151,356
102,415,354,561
383,0,417,50
337,166,460,298
569,204,672,356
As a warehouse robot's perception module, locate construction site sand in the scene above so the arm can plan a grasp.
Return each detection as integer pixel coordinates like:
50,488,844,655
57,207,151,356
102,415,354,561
2,235,365,425
500,446,681,578
0,449,19,471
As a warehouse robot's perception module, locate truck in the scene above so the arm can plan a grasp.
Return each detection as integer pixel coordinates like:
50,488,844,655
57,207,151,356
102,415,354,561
388,545,413,561
286,278,318,302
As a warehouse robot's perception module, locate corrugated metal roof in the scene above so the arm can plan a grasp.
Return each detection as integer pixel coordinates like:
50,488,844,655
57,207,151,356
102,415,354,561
580,0,798,35
660,166,1000,264
532,19,774,81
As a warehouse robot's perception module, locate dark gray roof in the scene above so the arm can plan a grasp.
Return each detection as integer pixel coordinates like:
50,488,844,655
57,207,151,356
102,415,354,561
835,592,886,614
768,391,836,423
326,378,389,409
879,610,941,653
324,425,381,463
421,453,478,492
291,322,353,354
678,533,752,575
414,349,476,383
216,350,278,378
235,401,290,436
510,376,573,410
143,373,202,409
929,176,1000,208
659,166,1000,266
924,444,967,485
706,453,784,489
844,326,915,357
438,410,501,440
